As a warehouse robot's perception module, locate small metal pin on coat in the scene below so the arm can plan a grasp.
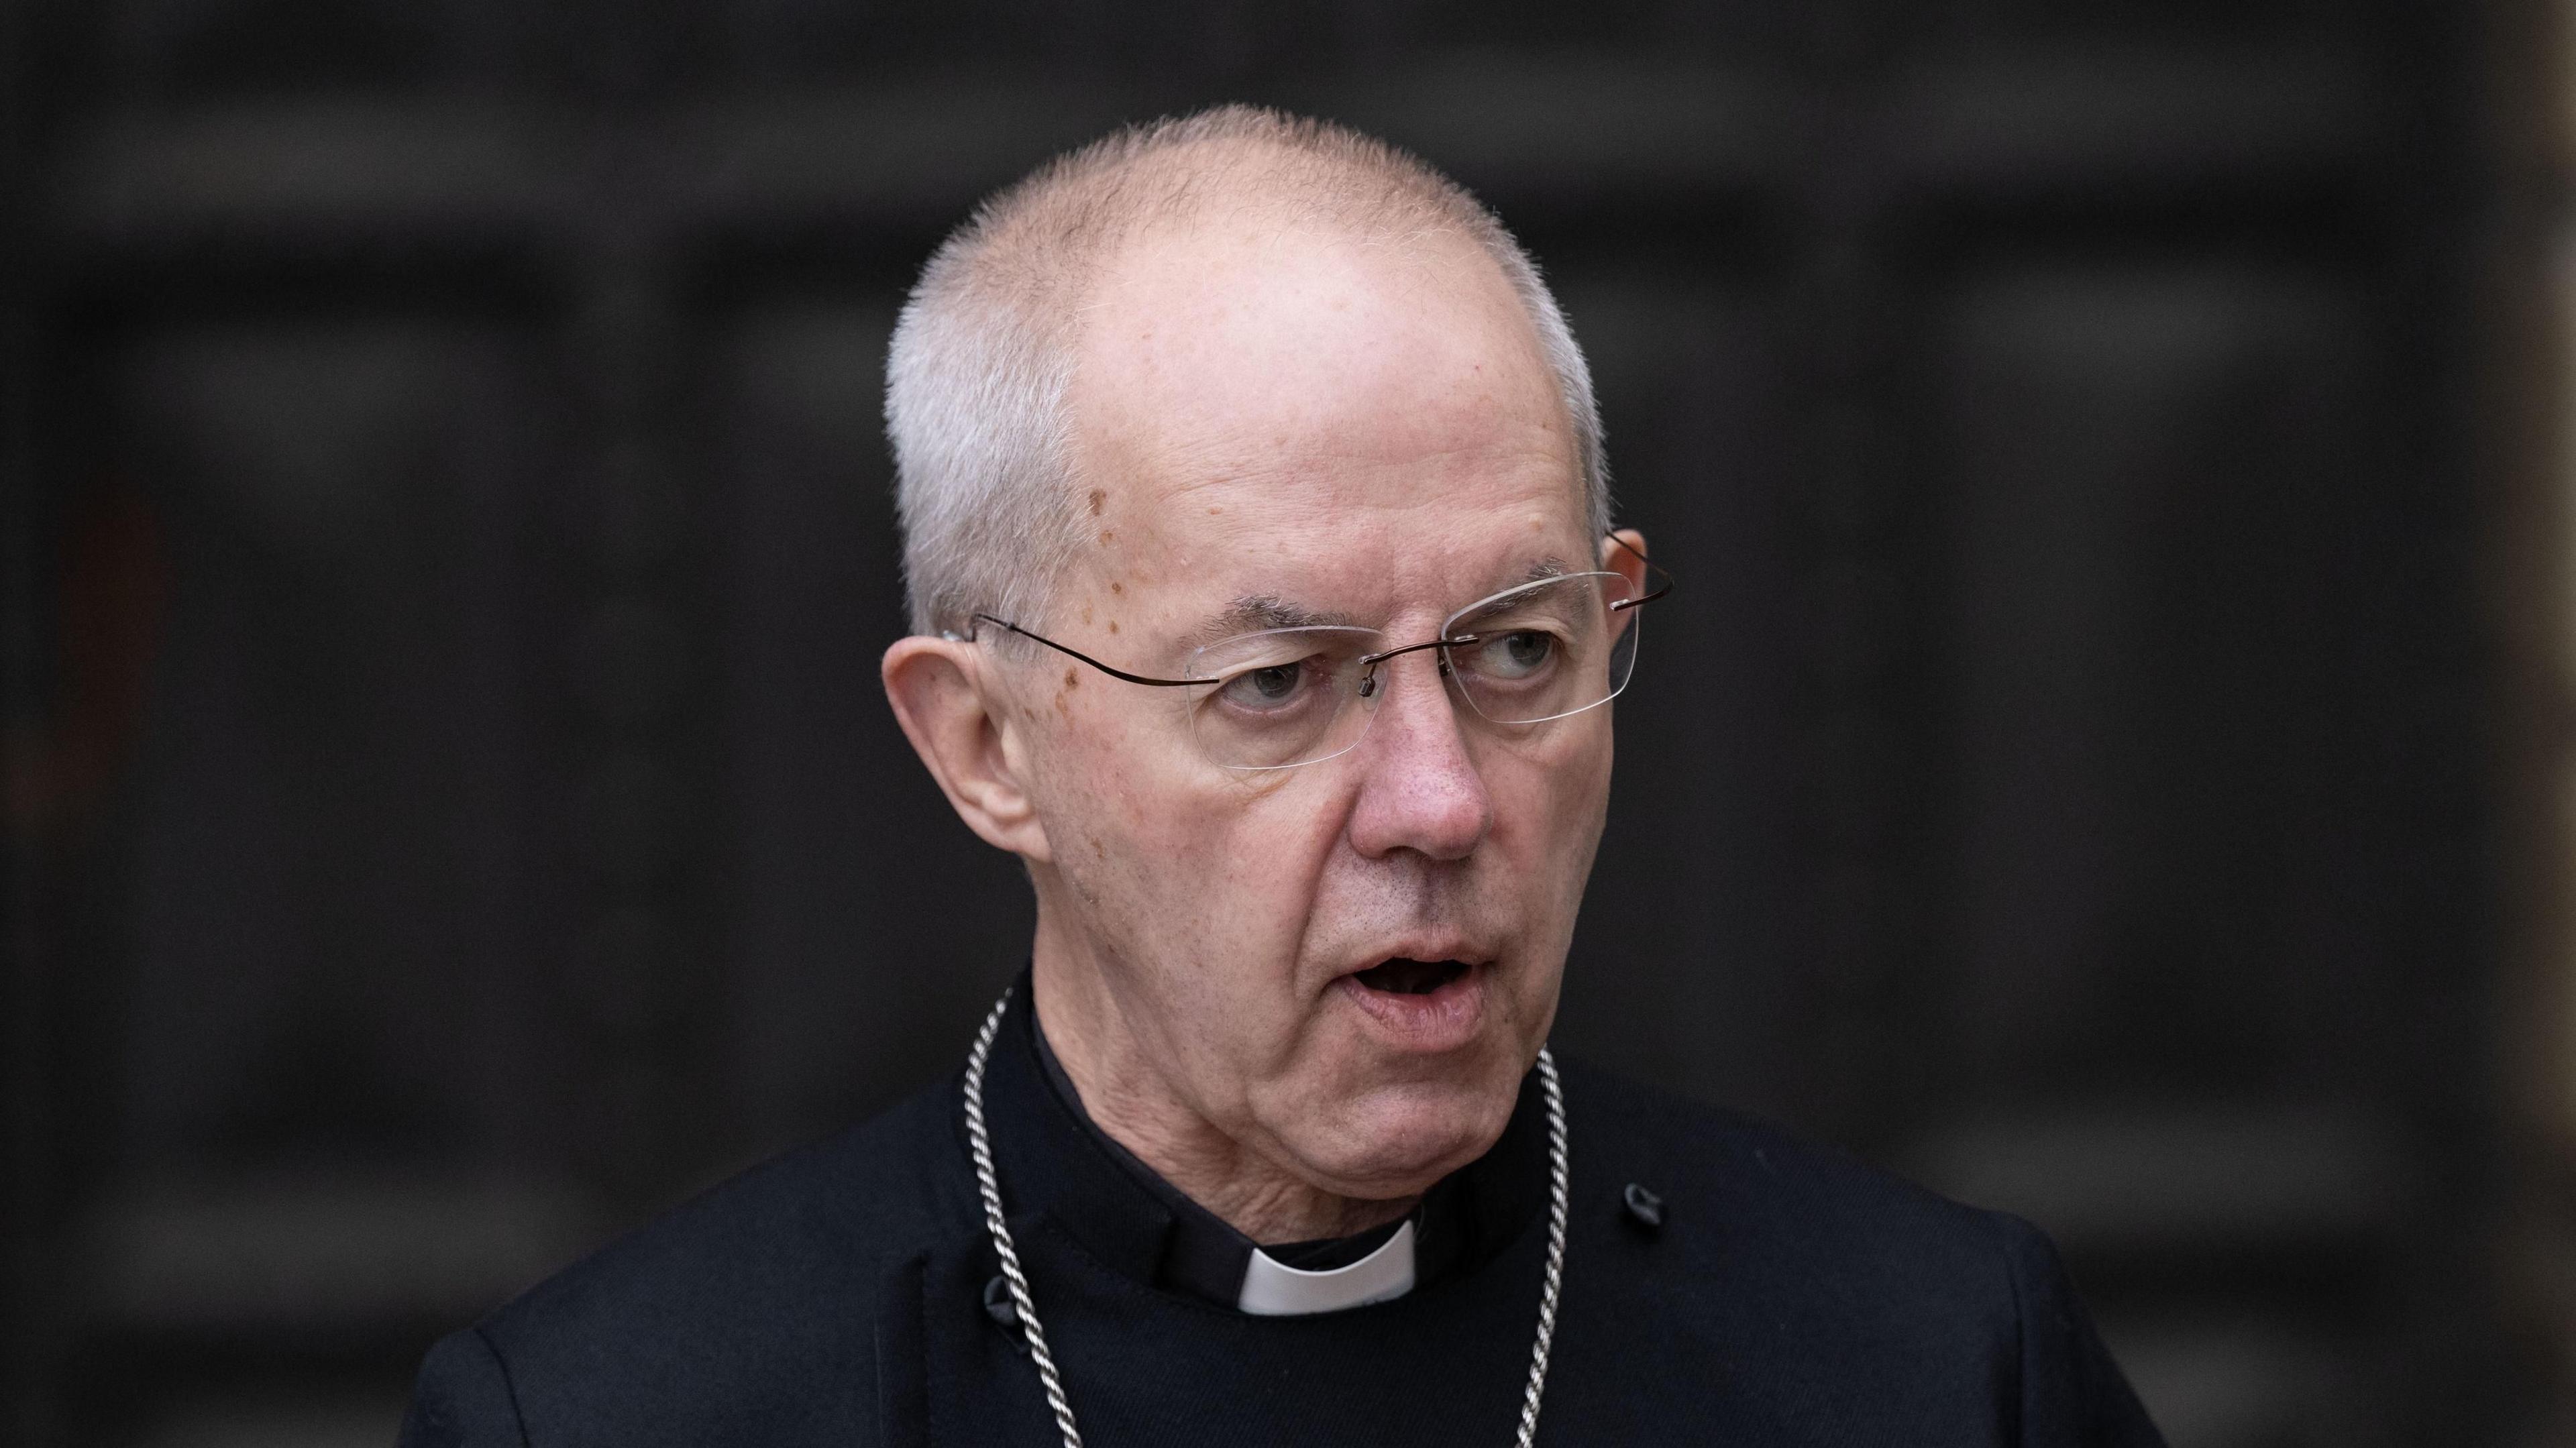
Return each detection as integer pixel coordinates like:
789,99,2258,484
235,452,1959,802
1622,1182,1665,1229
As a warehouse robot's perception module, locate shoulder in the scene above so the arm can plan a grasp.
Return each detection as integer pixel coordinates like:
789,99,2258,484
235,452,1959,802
1556,1058,2034,1314
401,1077,970,1448
490,1076,967,1351
1550,1062,2164,1441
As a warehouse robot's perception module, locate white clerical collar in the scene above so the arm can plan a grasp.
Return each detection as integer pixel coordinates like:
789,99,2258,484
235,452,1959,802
1236,1219,1417,1316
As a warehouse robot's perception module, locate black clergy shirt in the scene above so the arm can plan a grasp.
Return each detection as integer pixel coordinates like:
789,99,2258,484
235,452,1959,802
400,979,2167,1446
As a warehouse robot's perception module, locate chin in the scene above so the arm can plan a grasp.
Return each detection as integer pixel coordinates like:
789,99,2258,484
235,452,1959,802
1290,1063,1525,1199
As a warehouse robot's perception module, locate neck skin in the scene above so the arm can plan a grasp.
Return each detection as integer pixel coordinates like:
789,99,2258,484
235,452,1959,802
1028,926,1420,1246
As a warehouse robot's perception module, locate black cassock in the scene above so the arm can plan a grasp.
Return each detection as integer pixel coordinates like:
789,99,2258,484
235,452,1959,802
401,983,2164,1446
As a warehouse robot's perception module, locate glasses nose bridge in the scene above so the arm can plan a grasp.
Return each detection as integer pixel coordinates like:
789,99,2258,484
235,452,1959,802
1348,636,1485,770
1354,634,1456,704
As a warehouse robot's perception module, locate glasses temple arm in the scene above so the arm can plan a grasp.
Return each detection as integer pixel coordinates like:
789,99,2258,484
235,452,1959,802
1604,531,1674,612
966,614,1201,687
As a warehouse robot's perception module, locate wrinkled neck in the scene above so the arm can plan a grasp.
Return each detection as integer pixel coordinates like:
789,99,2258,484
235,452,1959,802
1026,917,1419,1245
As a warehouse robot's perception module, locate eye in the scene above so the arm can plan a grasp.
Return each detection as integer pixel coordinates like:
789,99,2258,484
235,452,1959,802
1475,630,1556,679
1219,660,1314,710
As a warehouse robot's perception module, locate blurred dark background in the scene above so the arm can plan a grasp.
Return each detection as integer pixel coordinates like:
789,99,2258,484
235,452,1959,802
5,1,2567,1443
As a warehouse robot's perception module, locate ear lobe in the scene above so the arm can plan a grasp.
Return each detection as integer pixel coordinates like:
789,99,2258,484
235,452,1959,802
881,635,1054,863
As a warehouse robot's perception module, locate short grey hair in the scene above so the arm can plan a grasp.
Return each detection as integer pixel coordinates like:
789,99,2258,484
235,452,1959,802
885,105,1609,636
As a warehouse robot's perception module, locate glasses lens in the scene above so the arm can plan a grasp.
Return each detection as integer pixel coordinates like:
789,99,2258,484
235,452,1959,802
1183,626,1379,770
1443,573,1640,726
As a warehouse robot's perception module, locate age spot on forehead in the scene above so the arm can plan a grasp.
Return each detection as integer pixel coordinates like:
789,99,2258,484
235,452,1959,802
1110,581,1124,595
1087,488,1106,515
1099,530,1115,543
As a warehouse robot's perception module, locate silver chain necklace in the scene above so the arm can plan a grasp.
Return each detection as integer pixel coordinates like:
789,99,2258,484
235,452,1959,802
962,987,1571,1448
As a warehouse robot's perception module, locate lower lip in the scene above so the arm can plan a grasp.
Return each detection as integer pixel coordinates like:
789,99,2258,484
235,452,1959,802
1333,964,1489,1052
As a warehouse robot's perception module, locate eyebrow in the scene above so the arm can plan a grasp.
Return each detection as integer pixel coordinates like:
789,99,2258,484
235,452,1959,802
1190,595,1360,645
1187,555,1581,644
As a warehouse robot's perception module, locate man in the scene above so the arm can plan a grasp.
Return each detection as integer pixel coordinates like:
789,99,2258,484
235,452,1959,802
402,107,2161,1446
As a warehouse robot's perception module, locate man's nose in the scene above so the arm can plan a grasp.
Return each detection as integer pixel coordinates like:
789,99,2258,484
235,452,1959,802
1345,653,1493,862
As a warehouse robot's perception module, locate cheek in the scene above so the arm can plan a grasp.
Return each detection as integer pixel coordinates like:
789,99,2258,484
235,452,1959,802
1486,719,1614,856
1044,729,1341,942
1029,710,1170,905
1197,781,1351,928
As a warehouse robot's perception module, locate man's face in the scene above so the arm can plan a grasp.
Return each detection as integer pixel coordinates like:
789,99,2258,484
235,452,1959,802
1018,219,1617,1200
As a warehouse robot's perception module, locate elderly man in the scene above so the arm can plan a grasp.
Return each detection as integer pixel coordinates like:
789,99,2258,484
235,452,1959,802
402,107,2161,1446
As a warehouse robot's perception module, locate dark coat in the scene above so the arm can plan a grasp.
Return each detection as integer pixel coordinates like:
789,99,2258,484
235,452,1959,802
400,987,2164,1446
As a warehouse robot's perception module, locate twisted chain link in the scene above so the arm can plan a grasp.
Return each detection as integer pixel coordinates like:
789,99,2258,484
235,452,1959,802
961,986,1570,1448
964,991,1085,1447
1513,1048,1569,1447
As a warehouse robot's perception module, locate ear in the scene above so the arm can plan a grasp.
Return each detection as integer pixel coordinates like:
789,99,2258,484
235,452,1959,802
881,634,1055,863
1602,528,1650,636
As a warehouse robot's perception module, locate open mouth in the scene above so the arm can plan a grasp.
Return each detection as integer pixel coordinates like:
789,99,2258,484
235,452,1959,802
1350,958,1470,995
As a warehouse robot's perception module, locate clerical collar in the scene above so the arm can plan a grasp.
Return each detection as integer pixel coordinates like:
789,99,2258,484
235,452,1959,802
974,975,1545,1315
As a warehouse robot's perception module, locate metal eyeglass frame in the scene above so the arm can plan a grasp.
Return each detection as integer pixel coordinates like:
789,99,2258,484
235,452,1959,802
952,530,1672,706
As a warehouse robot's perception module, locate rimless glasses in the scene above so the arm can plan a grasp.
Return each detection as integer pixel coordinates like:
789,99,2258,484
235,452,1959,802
954,533,1672,772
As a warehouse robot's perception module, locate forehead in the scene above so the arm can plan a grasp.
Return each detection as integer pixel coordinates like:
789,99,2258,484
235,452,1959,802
1065,219,1587,594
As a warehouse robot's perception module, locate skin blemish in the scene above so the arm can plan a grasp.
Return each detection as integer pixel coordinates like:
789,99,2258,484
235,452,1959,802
1108,620,1120,634
1208,506,1222,515
1063,669,1079,689
1100,530,1115,543
1081,604,1094,625
1087,488,1106,515
1110,581,1124,595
